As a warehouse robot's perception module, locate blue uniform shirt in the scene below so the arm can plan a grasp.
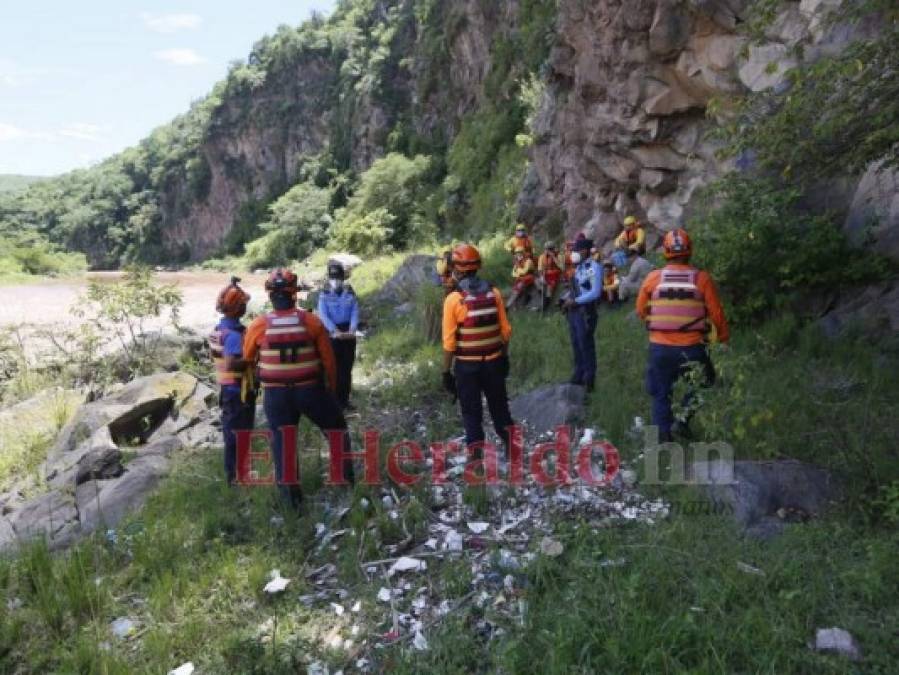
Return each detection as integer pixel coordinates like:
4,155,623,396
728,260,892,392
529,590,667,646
574,260,604,305
215,317,246,392
317,286,360,334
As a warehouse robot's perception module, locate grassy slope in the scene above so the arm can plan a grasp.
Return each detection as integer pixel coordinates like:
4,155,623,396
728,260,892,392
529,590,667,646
1,248,897,673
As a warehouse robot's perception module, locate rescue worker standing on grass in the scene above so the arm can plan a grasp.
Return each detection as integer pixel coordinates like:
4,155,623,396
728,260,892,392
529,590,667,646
441,244,516,457
562,238,603,392
317,262,360,411
208,277,256,486
244,268,354,507
636,229,729,442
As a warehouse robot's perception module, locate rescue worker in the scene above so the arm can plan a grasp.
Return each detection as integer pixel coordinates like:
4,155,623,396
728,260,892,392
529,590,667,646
244,268,353,507
562,238,603,392
208,277,256,486
618,245,653,302
537,242,563,310
602,263,620,305
441,244,516,458
636,229,729,442
504,224,534,258
317,262,360,411
615,215,646,254
507,250,536,310
435,250,457,296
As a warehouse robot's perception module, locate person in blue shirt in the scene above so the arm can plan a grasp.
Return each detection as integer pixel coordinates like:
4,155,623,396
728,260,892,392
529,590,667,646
317,262,360,410
207,277,256,485
562,238,604,392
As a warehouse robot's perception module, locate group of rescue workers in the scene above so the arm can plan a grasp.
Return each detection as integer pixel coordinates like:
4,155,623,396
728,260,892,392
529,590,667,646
209,215,728,502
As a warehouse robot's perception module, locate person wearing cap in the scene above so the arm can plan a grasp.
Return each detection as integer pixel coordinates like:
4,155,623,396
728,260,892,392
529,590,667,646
615,216,646,253
562,238,604,392
636,229,729,442
504,224,534,258
208,277,255,486
618,244,654,302
317,261,360,411
244,268,354,507
441,244,516,458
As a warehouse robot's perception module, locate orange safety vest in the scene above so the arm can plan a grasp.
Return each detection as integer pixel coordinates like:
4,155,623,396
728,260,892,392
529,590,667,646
258,310,322,387
540,253,561,272
647,268,708,333
456,288,504,360
208,327,242,386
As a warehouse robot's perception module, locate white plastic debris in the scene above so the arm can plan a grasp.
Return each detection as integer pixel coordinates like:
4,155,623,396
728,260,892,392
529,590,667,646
579,428,595,446
269,515,285,528
263,570,291,594
331,602,345,616
444,529,464,551
424,537,438,550
412,631,429,651
351,600,362,613
814,627,862,660
6,597,22,611
388,557,427,577
539,536,564,557
377,587,393,603
315,523,327,538
736,561,765,576
168,663,195,675
110,617,136,639
467,521,489,534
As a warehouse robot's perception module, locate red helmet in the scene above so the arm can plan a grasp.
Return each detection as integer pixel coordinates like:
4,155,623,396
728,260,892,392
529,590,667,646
451,244,481,273
216,278,251,317
663,229,692,259
264,268,299,294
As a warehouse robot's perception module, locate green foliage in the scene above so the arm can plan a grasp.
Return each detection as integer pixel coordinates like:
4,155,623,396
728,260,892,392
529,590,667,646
0,175,46,194
331,207,394,255
690,175,888,323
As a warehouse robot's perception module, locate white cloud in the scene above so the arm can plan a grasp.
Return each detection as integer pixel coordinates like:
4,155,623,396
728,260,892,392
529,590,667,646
153,48,207,66
0,123,26,142
59,123,103,142
140,12,202,33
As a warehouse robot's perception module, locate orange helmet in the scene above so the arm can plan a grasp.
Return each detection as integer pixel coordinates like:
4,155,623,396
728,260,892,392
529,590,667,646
216,277,251,317
264,267,299,294
663,229,692,259
451,244,481,273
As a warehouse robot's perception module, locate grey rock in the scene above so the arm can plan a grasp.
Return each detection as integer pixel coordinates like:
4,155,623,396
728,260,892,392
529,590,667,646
845,162,899,265
738,44,797,93
510,385,585,437
77,455,171,536
8,490,79,549
813,627,862,661
817,282,899,340
373,255,438,305
649,0,692,58
695,459,840,539
0,516,15,550
47,426,123,488
139,435,183,458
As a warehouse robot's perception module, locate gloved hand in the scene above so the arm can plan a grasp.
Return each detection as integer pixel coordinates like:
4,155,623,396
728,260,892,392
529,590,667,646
498,354,510,379
442,371,456,395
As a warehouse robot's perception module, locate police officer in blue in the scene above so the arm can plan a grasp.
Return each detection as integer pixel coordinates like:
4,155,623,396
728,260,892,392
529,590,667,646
317,262,360,410
562,237,604,392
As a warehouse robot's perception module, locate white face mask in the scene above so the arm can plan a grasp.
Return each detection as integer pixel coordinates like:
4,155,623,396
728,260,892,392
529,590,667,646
570,252,582,265
328,279,342,291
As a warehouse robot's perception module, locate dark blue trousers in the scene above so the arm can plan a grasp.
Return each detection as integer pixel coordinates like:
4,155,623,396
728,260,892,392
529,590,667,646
221,387,256,485
454,358,515,452
567,305,598,386
645,343,715,439
263,384,353,505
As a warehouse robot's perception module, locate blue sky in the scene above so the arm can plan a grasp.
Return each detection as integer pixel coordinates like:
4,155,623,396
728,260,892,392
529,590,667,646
0,1,337,176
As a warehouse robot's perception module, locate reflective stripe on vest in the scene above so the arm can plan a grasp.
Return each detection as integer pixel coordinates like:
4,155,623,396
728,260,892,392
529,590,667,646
208,327,242,386
647,268,708,333
456,289,504,359
258,310,321,386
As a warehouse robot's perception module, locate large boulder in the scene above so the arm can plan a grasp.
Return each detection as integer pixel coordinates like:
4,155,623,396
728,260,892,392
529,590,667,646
844,162,899,265
694,459,841,539
0,388,84,439
76,454,171,536
510,384,586,437
817,281,899,340
7,489,79,550
373,255,438,305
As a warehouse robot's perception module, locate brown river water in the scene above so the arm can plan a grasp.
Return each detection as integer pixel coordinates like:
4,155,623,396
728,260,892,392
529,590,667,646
0,271,274,334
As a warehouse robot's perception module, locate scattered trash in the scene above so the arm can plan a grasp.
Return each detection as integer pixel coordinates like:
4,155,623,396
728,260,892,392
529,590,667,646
315,523,328,539
736,561,765,576
331,603,345,616
263,570,291,594
351,600,362,613
539,536,564,557
424,537,438,550
377,588,393,603
168,663,195,675
444,529,464,551
388,557,427,577
6,597,22,611
270,515,285,528
110,617,137,639
599,558,627,568
412,630,429,651
813,627,862,661
467,522,489,534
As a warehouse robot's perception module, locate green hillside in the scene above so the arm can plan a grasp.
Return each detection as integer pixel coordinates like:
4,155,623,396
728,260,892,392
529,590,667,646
0,175,46,194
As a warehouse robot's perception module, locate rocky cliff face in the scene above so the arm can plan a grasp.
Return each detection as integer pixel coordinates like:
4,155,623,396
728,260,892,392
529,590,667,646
521,0,880,249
